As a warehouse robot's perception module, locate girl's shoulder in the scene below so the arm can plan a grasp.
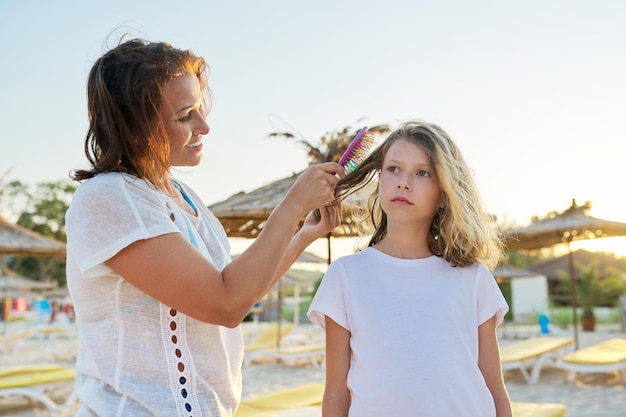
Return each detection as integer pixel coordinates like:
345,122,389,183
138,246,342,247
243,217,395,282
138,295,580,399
328,247,394,272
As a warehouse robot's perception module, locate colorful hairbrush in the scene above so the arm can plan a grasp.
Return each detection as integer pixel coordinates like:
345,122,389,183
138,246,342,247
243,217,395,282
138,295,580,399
338,126,375,173
311,127,375,221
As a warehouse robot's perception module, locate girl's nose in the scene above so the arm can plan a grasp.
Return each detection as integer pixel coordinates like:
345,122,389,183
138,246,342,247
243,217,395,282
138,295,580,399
397,178,410,190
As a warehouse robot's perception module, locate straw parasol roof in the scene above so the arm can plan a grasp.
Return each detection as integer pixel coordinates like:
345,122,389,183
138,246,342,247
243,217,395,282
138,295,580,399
0,273,57,292
0,216,66,257
503,200,626,251
208,171,374,239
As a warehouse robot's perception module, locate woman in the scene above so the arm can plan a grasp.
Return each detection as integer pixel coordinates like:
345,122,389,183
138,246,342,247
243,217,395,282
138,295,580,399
66,38,344,416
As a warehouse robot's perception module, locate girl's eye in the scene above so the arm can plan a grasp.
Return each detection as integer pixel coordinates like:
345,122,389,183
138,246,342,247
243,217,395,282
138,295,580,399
417,170,431,177
387,166,398,173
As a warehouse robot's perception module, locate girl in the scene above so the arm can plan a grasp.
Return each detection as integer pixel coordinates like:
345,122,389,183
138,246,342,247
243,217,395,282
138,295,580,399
65,38,344,416
308,121,512,417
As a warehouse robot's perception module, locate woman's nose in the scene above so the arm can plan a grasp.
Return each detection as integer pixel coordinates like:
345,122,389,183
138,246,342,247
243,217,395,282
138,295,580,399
195,116,210,136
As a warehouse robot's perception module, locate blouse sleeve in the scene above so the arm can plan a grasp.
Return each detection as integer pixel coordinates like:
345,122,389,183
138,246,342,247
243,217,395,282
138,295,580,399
65,174,180,278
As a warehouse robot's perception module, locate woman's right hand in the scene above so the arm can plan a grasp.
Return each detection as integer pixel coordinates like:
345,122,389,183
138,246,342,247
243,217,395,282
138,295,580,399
283,162,345,216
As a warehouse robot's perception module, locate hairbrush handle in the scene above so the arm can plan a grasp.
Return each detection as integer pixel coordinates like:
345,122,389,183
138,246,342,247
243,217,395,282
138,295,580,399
338,126,368,166
310,126,371,222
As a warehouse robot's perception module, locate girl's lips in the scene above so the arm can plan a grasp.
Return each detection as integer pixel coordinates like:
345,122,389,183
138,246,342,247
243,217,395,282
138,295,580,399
391,197,412,205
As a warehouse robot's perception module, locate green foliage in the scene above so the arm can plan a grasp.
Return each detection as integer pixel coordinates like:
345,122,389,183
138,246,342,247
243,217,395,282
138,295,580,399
1,178,76,286
505,250,551,269
548,306,573,329
281,301,312,321
554,261,626,320
15,181,76,243
497,279,513,321
546,305,622,328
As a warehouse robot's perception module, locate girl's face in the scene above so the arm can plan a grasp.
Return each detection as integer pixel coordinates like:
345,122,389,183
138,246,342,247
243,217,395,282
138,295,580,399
159,74,209,167
378,139,441,226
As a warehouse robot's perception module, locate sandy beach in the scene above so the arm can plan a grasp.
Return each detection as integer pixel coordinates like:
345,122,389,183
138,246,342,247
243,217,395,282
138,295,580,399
1,322,625,416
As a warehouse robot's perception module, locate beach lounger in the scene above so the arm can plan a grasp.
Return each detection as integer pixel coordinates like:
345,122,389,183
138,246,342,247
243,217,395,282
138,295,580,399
45,338,80,361
234,382,324,417
264,343,326,368
500,337,573,384
498,324,542,340
0,331,30,354
244,323,295,366
234,384,566,417
557,338,626,382
511,401,567,417
0,362,77,412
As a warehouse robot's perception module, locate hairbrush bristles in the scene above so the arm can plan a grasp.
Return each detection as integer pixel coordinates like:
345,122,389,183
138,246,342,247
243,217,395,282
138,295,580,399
338,126,375,173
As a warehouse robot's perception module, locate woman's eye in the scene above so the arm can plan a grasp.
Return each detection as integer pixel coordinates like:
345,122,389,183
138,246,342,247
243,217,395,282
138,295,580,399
178,113,193,123
387,166,398,173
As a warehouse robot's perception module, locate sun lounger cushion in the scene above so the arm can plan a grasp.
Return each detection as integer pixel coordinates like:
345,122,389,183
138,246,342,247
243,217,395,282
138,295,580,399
0,363,65,379
557,338,626,381
0,368,75,389
500,337,573,384
0,365,76,412
560,338,626,365
500,337,573,363
511,401,567,417
245,323,295,352
234,382,324,417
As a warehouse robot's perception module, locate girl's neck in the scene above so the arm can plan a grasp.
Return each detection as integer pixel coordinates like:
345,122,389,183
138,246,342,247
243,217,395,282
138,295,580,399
374,223,432,259
373,237,432,260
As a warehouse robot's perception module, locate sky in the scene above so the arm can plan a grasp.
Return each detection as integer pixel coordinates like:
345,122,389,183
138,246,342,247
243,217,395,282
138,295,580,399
1,0,625,257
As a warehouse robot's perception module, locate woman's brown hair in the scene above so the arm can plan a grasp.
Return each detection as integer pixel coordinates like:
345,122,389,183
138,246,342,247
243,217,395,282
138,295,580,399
72,38,209,187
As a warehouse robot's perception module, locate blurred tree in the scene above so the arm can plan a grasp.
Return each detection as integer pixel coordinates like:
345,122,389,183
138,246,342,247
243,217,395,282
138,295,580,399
268,122,390,165
1,178,76,286
15,181,76,243
0,170,29,221
553,260,626,314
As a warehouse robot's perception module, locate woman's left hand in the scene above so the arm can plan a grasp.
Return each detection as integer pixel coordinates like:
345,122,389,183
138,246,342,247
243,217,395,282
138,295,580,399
300,199,342,239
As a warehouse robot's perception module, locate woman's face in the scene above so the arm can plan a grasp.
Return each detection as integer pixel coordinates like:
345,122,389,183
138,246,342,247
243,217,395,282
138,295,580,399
378,139,441,226
159,74,209,167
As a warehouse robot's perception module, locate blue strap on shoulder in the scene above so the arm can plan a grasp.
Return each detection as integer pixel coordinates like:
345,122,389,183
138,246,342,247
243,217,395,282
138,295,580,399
172,181,197,213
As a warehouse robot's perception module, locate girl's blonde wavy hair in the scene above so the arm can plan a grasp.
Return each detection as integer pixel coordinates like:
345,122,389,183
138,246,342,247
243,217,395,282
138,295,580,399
336,120,504,270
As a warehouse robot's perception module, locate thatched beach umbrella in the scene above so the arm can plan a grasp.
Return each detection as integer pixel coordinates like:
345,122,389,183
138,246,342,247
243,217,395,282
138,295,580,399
503,199,626,349
0,216,66,257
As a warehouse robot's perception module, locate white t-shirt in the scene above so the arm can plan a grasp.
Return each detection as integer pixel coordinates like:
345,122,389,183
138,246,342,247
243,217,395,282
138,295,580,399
65,173,243,417
307,247,508,417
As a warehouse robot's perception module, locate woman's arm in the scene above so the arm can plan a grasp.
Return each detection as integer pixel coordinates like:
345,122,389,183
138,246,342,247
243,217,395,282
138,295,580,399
323,316,351,417
478,315,512,417
106,163,344,327
255,202,342,299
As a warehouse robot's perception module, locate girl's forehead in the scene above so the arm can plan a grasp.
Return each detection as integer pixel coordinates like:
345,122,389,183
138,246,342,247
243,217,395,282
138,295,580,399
386,139,427,157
